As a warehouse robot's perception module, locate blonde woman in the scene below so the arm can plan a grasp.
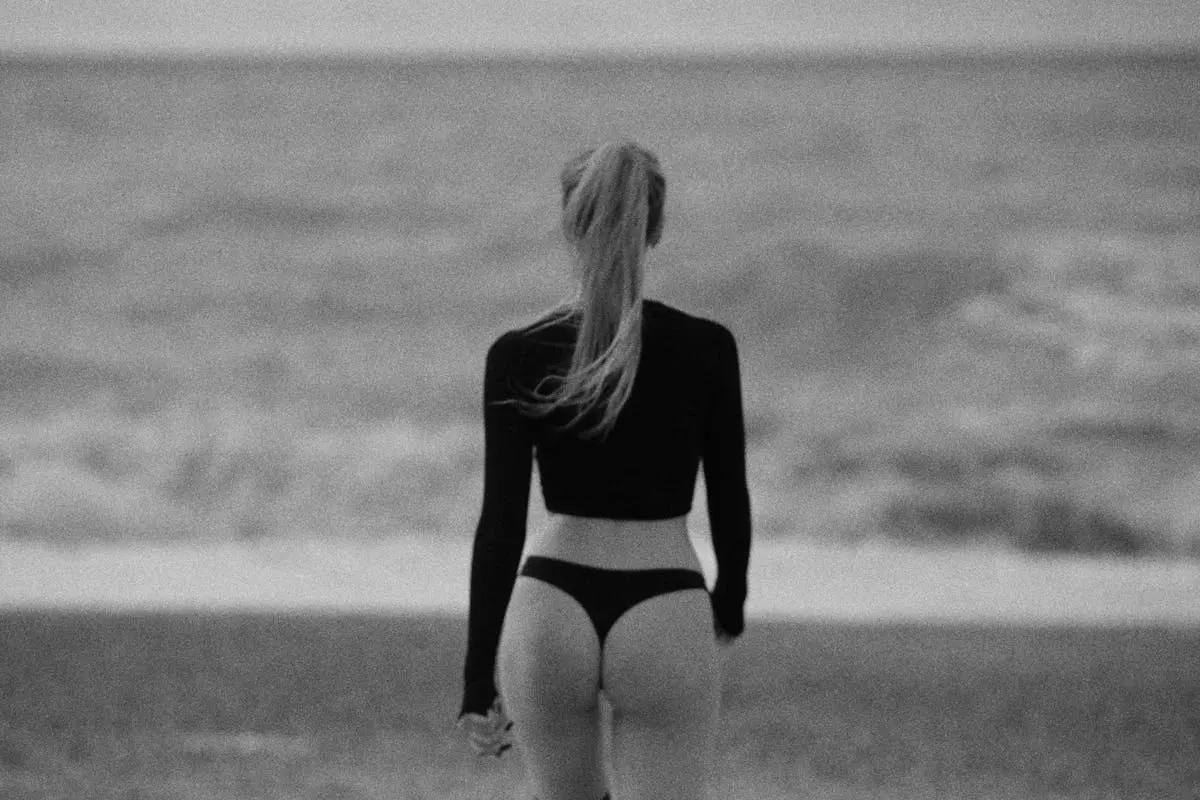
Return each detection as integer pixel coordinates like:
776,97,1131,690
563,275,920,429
457,140,752,800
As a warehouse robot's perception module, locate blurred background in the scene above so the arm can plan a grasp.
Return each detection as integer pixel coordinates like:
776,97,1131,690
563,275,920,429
2,0,1199,555
1,4,1200,798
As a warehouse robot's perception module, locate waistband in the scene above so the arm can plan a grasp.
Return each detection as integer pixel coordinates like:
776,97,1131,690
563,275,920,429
520,554,706,584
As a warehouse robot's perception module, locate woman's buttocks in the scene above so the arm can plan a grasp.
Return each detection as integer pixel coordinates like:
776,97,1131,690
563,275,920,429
530,513,701,573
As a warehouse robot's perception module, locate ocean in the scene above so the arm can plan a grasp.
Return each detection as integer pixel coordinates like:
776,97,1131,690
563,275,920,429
1,52,1199,549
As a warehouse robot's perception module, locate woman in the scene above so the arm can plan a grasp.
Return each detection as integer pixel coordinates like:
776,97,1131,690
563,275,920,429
457,140,752,800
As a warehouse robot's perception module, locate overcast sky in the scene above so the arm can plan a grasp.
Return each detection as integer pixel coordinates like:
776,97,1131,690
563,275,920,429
3,0,1198,56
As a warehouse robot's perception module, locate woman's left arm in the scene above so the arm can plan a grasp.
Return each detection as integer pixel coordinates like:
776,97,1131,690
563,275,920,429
460,332,534,719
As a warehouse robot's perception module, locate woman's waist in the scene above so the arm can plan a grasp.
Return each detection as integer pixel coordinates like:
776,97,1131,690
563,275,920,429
527,512,702,573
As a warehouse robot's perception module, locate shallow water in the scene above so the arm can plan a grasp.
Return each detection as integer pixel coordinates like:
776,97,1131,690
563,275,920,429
3,535,1198,624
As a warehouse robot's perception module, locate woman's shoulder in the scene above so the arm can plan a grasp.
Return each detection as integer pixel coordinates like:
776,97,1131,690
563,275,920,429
487,305,576,359
488,298,736,354
644,298,736,345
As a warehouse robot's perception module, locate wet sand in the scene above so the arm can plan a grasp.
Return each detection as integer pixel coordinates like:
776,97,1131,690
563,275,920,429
2,535,1198,625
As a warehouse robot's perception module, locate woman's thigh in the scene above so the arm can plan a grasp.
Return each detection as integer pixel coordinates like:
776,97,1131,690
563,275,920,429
601,587,721,800
498,576,607,800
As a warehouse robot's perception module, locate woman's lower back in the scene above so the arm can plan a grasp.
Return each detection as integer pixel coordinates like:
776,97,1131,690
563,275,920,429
531,513,703,573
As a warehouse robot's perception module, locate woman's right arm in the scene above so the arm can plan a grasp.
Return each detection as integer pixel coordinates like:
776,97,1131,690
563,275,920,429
702,324,752,640
460,333,534,719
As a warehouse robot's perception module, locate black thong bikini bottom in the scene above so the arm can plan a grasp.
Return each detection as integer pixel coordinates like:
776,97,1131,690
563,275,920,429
518,554,708,649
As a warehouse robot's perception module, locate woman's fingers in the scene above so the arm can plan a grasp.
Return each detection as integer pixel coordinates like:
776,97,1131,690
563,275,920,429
458,709,514,758
466,728,507,756
468,732,510,756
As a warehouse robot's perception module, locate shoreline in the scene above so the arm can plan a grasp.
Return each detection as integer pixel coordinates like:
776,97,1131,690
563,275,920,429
2,536,1198,625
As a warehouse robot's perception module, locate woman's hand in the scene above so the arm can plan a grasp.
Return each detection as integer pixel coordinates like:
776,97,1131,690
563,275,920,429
713,615,737,647
708,586,742,648
457,697,513,758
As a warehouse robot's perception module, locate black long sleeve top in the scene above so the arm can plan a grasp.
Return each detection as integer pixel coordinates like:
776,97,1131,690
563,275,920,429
459,297,752,718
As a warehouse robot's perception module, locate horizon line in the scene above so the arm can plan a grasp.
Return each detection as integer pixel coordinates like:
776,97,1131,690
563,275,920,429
3,40,1200,65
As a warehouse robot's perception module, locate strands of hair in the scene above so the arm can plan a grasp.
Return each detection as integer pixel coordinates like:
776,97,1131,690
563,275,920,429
515,140,665,440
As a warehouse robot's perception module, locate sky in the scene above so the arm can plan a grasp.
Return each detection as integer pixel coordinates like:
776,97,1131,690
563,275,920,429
2,0,1198,56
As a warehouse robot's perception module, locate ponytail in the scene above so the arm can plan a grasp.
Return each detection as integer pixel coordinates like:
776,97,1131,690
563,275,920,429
516,140,666,439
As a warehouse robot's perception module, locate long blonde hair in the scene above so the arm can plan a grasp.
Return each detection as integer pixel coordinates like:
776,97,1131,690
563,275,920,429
516,140,666,439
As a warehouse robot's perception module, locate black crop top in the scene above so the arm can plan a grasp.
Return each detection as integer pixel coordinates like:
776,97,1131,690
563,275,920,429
459,298,752,718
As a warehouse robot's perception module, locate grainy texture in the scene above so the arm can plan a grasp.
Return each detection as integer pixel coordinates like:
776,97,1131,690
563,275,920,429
2,54,1200,554
0,611,1196,798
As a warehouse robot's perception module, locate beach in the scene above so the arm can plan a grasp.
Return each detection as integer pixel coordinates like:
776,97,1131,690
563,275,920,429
3,535,1198,625
3,51,1200,799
